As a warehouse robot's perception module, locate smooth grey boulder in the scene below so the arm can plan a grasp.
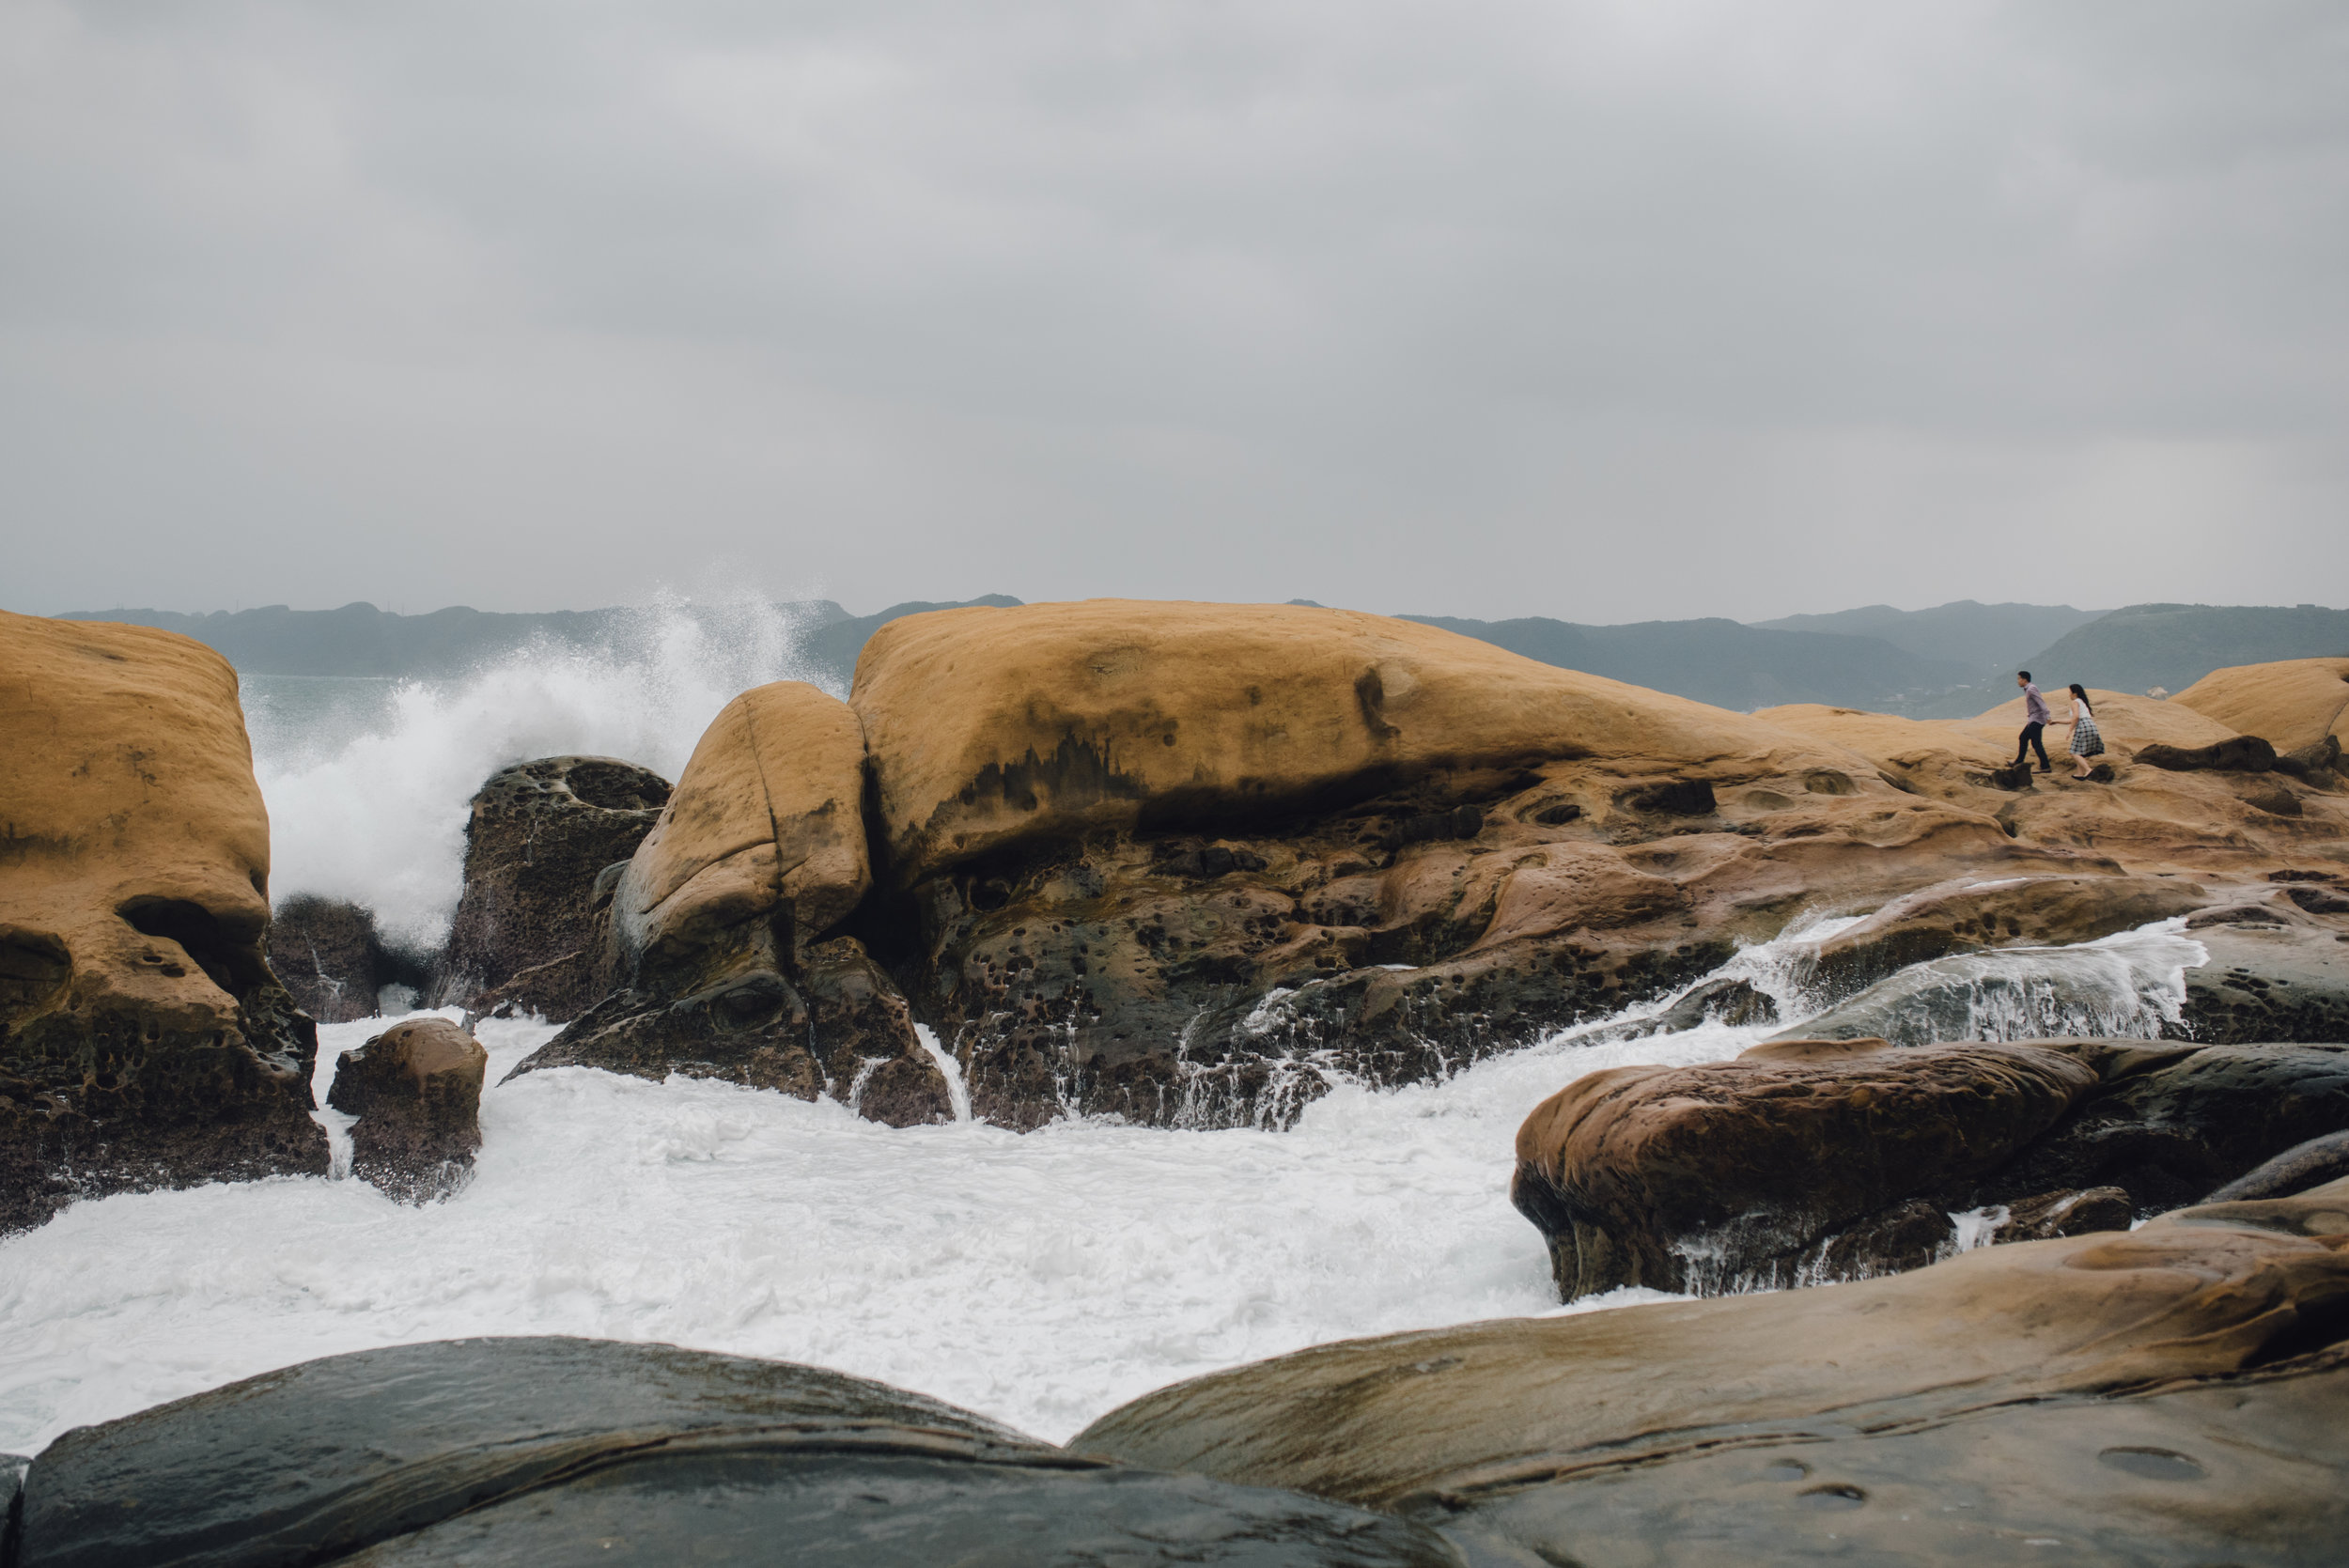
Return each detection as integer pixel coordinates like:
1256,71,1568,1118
15,1338,1459,1568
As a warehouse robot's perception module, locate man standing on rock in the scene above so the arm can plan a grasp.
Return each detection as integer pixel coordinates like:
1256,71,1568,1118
2015,671,2053,773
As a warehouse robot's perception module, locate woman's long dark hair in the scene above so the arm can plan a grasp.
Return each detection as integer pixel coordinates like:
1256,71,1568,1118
2068,682,2092,715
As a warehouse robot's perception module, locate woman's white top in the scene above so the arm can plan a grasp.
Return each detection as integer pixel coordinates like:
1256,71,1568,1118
2073,698,2092,721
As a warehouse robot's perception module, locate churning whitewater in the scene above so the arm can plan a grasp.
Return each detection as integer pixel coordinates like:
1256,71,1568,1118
0,613,2208,1457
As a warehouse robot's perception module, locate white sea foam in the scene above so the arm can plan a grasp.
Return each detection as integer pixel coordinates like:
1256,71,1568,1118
240,597,829,949
0,913,2213,1456
0,1001,1757,1456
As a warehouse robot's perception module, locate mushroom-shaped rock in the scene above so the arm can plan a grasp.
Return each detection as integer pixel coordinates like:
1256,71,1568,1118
512,683,948,1126
15,1338,1460,1568
1075,1183,2349,1562
435,755,670,1020
843,600,2061,1130
2175,656,2349,754
0,610,326,1236
327,1017,488,1202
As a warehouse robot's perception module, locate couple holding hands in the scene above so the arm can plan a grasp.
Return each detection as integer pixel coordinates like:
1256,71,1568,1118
2015,672,2105,781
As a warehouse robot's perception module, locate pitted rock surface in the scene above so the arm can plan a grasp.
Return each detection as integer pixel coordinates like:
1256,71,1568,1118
0,610,325,1235
434,755,670,1021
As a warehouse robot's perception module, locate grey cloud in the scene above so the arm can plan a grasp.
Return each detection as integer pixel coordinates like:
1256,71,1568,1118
3,0,2344,621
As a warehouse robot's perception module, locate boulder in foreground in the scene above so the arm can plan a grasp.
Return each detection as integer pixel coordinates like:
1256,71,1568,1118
0,611,325,1236
14,1337,1459,1568
1076,1181,2349,1564
512,683,950,1126
326,1017,488,1202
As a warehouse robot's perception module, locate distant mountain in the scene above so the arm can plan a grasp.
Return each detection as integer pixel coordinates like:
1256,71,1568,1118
800,597,1024,691
1402,614,1968,713
1751,601,2107,672
2010,603,2349,696
59,598,1023,686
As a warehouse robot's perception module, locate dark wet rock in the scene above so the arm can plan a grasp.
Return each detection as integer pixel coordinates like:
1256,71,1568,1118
512,685,950,1126
1,611,327,1238
2135,735,2279,773
1075,1188,2349,1566
2203,1129,2349,1203
528,938,949,1127
2181,923,2349,1043
2286,883,2349,914
1511,1035,2349,1300
1985,761,2036,790
2274,734,2343,783
5,1452,23,1568
267,895,433,1023
327,1018,487,1202
14,1338,1459,1568
434,756,669,1021
1988,1184,2134,1242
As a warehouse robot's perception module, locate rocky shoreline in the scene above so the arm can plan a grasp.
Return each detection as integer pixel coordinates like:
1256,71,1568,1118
4,600,2346,1561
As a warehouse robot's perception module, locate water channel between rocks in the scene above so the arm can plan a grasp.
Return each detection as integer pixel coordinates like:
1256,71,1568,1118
0,915,2205,1456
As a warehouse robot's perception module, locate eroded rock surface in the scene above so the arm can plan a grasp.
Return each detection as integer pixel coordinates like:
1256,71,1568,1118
327,1017,488,1202
434,755,670,1021
1075,1185,2349,1565
847,601,2074,1130
15,1338,1460,1568
512,683,949,1126
267,895,432,1023
1510,1033,2349,1299
0,611,325,1235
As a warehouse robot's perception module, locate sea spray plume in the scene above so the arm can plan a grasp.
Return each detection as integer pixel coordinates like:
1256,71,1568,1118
247,592,832,950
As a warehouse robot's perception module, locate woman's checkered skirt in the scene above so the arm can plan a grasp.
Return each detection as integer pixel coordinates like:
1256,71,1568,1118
2071,714,2104,756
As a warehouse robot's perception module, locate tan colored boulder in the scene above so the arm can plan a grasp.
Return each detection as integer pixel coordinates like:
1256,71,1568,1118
850,600,1867,883
327,1017,488,1202
0,611,326,1234
2175,656,2349,753
1512,1032,2349,1301
613,683,871,973
512,682,949,1127
1074,1183,2349,1562
839,601,2102,1130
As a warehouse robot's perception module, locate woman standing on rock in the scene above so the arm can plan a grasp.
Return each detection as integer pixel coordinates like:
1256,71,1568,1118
2051,683,2105,780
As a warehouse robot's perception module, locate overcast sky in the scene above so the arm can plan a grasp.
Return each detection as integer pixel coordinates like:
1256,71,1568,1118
5,1,2345,624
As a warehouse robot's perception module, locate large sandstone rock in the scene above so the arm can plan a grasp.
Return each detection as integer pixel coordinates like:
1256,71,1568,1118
2175,655,2349,753
433,755,670,1021
0,611,325,1236
326,1017,488,1202
512,683,950,1126
266,895,432,1023
1511,1033,2349,1300
846,602,2062,1130
1075,1184,2349,1564
15,1338,1459,1568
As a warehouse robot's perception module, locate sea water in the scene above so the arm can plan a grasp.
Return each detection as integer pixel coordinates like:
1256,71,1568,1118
0,610,2209,1454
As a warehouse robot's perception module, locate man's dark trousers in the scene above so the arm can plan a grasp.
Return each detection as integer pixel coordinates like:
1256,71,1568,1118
2015,722,2050,769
